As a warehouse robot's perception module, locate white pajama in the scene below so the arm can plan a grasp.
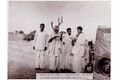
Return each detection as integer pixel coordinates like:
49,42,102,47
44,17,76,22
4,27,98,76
33,30,48,69
61,34,74,70
35,50,44,68
50,55,60,70
72,33,85,73
49,32,61,71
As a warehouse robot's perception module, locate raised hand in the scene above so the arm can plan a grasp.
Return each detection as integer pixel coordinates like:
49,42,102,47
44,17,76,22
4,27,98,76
50,16,63,31
33,46,35,50
58,16,63,27
51,21,54,30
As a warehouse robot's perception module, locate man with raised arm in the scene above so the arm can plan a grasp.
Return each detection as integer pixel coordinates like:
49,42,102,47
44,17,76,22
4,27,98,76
48,17,63,72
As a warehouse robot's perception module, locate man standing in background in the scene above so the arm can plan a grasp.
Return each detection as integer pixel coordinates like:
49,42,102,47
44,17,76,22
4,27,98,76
60,28,74,71
72,26,85,73
33,23,48,70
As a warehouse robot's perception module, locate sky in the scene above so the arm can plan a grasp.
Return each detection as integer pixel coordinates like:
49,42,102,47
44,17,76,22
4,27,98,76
9,1,111,41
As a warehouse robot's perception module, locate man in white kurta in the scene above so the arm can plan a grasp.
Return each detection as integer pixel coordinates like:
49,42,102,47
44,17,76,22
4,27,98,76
60,28,74,71
33,23,48,70
72,26,85,73
48,26,62,72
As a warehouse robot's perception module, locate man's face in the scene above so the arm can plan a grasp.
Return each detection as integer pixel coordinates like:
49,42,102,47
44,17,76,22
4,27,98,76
77,29,82,34
40,24,44,31
67,29,71,35
54,26,59,33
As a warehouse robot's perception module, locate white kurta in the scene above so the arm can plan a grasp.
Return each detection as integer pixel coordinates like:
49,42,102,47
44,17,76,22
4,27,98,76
33,30,48,68
60,34,73,70
34,30,48,51
49,32,61,70
72,33,85,73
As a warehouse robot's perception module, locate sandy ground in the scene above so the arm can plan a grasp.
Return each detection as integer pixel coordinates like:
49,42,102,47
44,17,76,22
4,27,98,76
8,33,92,79
8,41,51,79
8,41,74,79
8,41,37,79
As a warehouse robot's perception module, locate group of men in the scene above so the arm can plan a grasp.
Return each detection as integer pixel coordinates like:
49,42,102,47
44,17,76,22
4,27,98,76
33,23,87,73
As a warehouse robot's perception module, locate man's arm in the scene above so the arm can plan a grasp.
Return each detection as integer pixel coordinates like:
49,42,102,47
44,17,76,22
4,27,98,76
33,31,37,50
48,36,59,43
60,34,63,41
44,34,49,51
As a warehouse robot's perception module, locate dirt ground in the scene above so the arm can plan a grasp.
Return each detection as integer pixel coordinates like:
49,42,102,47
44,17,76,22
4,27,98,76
8,41,74,79
8,34,88,79
8,41,37,79
8,41,52,79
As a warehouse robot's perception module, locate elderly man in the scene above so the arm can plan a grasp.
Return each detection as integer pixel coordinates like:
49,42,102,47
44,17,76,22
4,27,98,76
48,25,62,72
33,23,48,70
72,26,85,73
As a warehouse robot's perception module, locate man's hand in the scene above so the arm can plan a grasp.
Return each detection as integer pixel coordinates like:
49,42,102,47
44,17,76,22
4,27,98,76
84,58,87,62
33,46,35,50
59,48,62,54
70,53,74,56
82,56,85,58
63,42,65,45
44,47,47,51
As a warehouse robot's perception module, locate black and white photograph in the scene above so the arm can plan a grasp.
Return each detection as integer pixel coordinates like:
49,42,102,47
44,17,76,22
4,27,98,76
8,1,111,80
